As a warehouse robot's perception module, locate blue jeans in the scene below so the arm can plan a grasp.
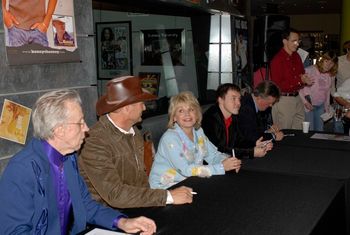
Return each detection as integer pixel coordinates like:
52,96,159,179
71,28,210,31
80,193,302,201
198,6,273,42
333,119,344,133
304,104,324,131
7,27,48,47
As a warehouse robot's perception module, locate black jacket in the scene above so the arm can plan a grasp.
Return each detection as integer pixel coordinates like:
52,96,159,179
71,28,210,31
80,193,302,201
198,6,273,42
238,94,273,148
202,104,254,159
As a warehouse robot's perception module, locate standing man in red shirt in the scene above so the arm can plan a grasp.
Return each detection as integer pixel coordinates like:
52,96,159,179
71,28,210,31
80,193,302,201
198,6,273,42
270,28,314,129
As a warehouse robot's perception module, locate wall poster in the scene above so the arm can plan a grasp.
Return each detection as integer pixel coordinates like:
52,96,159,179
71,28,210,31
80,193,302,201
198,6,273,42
234,17,248,72
96,21,132,79
0,99,31,145
2,0,79,65
138,72,161,96
141,29,185,66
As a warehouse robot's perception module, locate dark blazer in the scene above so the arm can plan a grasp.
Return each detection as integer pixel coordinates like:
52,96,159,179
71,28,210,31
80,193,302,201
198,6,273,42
238,94,273,148
202,104,254,159
0,138,122,235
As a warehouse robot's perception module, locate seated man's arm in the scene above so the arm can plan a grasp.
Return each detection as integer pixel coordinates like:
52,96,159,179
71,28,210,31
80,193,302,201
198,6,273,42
237,106,260,147
0,161,36,234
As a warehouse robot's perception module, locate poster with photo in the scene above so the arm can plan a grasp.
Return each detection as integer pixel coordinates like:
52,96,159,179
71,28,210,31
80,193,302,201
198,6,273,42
0,99,32,145
141,29,185,66
138,72,161,96
234,18,248,72
96,21,132,79
2,0,79,65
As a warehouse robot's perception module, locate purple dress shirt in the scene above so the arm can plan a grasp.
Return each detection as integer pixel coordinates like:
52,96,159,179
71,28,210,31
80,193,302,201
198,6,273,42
42,141,72,235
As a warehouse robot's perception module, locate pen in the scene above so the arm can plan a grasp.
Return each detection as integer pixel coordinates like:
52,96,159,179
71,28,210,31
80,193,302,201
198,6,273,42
284,133,295,137
191,192,198,195
232,149,239,173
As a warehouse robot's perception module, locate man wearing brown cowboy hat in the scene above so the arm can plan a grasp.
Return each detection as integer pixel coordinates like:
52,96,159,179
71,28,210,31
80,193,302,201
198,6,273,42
78,76,193,209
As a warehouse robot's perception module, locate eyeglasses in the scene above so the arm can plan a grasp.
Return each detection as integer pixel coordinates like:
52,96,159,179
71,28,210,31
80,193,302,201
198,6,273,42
289,39,302,45
64,120,86,128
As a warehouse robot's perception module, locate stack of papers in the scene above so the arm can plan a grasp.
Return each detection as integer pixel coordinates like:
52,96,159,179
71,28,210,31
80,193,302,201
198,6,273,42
311,133,350,142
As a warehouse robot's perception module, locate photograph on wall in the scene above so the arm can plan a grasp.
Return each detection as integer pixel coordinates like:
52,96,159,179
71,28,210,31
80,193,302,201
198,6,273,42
2,0,79,65
0,99,31,145
141,29,185,66
52,15,75,47
138,72,161,96
234,18,248,72
96,21,132,79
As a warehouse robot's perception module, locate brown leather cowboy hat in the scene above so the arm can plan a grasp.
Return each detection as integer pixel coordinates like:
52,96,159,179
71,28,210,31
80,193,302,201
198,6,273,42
96,76,157,116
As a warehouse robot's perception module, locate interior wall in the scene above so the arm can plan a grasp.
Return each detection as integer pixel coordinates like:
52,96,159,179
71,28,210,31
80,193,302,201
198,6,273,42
93,10,198,98
289,14,340,34
0,0,98,175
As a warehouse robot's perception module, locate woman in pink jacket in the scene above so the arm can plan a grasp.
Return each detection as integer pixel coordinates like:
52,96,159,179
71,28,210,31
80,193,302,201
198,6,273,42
299,51,338,131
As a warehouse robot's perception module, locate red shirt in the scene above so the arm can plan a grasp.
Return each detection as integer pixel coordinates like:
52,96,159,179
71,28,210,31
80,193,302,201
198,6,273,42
270,48,305,93
224,116,232,145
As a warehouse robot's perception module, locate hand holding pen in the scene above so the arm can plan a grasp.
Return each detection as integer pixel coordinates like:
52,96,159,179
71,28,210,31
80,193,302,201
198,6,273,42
229,149,240,173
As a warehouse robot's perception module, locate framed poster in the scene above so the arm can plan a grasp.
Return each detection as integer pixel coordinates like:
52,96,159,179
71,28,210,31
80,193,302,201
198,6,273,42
141,29,185,66
2,0,79,65
96,21,132,79
138,72,161,96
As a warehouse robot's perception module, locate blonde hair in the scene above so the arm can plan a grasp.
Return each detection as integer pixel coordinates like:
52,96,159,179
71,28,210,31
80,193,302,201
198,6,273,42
167,91,202,129
316,51,338,77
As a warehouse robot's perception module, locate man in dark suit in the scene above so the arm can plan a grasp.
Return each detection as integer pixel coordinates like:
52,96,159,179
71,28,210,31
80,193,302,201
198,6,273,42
238,80,283,148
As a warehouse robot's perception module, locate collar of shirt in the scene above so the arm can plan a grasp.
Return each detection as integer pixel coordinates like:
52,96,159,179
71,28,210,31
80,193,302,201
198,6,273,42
106,114,135,136
42,140,66,167
251,94,259,113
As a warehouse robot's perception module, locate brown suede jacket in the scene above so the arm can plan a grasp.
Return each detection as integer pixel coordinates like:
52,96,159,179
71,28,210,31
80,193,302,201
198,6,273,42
78,115,167,209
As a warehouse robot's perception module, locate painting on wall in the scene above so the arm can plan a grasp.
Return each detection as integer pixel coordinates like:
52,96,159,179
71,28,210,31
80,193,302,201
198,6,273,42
96,21,132,79
0,99,31,145
2,0,79,65
141,29,185,66
138,72,161,96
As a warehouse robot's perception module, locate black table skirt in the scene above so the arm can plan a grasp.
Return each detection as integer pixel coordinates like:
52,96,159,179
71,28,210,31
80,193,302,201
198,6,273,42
122,171,344,235
281,130,350,152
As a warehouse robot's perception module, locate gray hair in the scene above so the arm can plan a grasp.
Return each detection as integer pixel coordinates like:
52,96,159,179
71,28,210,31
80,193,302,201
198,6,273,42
32,89,82,140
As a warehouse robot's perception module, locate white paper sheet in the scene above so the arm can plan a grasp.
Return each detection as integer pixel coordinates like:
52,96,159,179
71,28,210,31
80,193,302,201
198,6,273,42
310,133,350,142
84,228,128,235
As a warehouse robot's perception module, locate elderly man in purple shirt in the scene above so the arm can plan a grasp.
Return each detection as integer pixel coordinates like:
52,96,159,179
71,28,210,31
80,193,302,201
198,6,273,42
0,89,156,235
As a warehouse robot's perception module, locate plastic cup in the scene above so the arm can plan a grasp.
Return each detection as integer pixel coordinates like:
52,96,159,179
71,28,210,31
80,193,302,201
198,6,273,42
302,121,310,133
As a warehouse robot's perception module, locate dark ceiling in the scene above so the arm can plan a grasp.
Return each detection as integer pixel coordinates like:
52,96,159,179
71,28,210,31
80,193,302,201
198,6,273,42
252,0,342,15
92,0,343,16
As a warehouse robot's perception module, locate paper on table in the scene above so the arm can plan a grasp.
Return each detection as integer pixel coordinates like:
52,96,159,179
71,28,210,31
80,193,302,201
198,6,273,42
297,48,309,63
84,228,129,235
310,133,350,142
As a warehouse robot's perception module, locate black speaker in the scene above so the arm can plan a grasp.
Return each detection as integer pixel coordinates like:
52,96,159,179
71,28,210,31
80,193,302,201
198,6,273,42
253,15,290,69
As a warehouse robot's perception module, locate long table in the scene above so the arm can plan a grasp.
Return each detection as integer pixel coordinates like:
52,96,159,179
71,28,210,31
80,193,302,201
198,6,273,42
243,130,350,234
279,130,350,152
84,130,350,235
123,171,345,235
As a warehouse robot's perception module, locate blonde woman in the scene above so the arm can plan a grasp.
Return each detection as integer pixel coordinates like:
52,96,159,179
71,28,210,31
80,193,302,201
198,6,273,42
149,91,241,189
299,51,338,131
